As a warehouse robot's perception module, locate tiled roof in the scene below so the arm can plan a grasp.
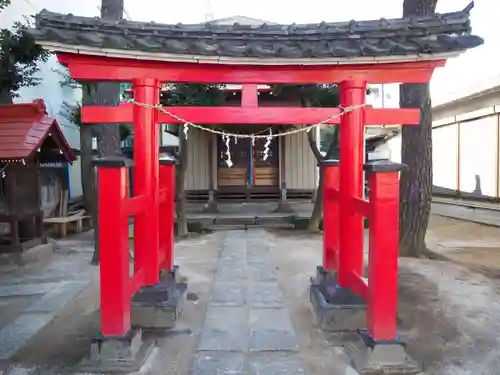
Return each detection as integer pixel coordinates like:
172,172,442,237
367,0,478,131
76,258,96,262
0,100,76,162
205,16,276,26
30,5,483,61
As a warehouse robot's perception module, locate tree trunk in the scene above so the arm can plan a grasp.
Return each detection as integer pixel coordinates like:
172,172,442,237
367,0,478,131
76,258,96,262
80,122,95,210
175,125,188,236
399,0,438,257
93,0,123,158
307,128,324,231
90,0,124,264
80,85,96,216
93,81,122,157
0,90,13,104
307,125,339,231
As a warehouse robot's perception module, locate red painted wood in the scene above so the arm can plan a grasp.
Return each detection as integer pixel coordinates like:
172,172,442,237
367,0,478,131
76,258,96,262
123,195,148,215
98,166,131,336
345,270,368,301
130,268,146,296
367,171,400,341
58,53,445,84
132,78,161,285
351,197,371,218
82,105,420,125
159,163,175,271
323,164,340,272
337,78,366,289
242,84,258,107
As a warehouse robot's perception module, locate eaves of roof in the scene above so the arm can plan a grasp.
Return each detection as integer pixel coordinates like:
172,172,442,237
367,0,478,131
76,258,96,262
29,4,483,65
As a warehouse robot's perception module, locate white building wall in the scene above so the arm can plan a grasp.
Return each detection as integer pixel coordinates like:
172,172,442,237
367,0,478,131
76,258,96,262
367,84,400,109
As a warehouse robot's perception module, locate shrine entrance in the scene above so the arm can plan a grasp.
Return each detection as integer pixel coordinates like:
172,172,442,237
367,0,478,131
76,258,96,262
217,134,279,188
29,5,482,375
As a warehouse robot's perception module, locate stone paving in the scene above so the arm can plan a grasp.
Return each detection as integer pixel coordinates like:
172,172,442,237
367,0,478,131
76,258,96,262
189,229,307,375
0,239,97,360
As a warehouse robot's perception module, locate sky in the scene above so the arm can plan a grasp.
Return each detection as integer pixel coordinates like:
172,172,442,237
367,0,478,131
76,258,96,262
4,0,499,103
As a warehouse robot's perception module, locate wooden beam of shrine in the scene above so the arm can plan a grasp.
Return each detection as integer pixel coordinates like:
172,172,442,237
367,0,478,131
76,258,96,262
58,53,445,84
82,105,420,125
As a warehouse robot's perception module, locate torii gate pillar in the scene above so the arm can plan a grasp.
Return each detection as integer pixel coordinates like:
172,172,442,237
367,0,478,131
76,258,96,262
311,78,420,374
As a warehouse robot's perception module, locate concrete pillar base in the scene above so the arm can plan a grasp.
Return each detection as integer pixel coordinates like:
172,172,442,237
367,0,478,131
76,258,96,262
351,330,420,375
310,266,366,332
77,327,156,374
315,265,338,284
132,268,187,329
159,264,180,282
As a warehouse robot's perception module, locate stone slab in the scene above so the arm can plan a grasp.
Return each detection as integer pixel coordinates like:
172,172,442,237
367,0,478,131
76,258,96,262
189,352,245,375
246,282,284,308
248,308,299,352
218,251,247,266
247,245,273,265
248,353,307,375
215,264,247,282
209,282,245,306
0,282,59,298
23,281,87,313
197,306,247,351
0,312,54,360
247,262,277,282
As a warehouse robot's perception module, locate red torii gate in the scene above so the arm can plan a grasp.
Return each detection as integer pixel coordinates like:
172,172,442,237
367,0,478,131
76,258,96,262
30,4,482,372
71,56,432,370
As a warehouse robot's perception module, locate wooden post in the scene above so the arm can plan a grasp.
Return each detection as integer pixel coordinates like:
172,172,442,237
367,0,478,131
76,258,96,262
365,160,407,341
159,157,176,271
338,78,367,288
132,78,161,285
322,159,340,271
95,158,132,336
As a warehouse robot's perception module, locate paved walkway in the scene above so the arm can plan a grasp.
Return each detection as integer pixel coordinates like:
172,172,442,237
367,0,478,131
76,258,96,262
189,230,306,375
0,237,97,361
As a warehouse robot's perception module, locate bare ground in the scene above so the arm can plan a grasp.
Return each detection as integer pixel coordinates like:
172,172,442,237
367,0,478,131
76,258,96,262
271,215,500,375
427,215,500,279
3,215,500,374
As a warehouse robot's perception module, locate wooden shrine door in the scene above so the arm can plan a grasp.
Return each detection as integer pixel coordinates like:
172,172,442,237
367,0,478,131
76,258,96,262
218,138,250,187
217,136,279,188
253,138,279,187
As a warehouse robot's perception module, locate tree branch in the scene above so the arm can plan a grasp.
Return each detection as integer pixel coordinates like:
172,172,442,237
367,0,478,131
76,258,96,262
307,129,324,162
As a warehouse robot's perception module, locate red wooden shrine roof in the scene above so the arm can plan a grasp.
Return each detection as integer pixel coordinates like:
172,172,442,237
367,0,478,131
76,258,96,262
0,100,76,163
29,3,483,66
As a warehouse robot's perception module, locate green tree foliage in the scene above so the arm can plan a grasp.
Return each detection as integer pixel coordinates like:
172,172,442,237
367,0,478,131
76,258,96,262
160,84,227,107
0,0,50,103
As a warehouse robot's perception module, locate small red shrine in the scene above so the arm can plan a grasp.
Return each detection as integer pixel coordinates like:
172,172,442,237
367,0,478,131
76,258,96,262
0,100,75,254
30,4,482,373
